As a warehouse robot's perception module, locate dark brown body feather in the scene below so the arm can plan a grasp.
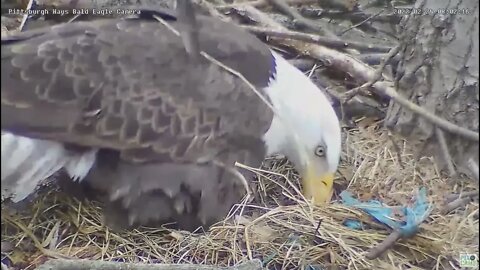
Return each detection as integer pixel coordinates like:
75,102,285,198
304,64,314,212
1,9,275,230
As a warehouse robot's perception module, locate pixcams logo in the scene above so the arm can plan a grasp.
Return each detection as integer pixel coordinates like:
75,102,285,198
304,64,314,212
460,253,478,268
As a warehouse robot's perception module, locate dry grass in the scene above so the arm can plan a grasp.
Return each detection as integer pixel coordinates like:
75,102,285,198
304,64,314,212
2,122,478,270
1,2,478,269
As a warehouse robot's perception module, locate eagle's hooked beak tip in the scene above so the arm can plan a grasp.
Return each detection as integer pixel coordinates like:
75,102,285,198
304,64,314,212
303,167,335,205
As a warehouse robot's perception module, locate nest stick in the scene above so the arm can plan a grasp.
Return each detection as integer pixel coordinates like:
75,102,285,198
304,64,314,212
342,44,401,102
365,230,402,260
18,0,34,31
442,192,478,214
240,6,479,142
435,128,456,176
37,259,263,270
242,25,391,53
445,191,479,202
377,83,479,142
339,9,386,36
176,0,201,61
216,0,318,9
264,0,358,56
265,0,335,37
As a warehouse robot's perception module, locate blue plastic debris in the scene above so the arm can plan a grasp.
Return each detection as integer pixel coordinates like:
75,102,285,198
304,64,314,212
342,219,363,230
340,187,431,238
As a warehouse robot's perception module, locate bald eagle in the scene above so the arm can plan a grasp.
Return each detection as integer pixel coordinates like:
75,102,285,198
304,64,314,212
1,8,341,230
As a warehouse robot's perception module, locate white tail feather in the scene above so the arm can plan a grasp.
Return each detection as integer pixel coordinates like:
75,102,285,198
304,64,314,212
1,133,97,202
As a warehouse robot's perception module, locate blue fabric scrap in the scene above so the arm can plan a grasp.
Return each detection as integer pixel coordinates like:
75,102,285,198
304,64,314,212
340,187,430,238
343,219,363,230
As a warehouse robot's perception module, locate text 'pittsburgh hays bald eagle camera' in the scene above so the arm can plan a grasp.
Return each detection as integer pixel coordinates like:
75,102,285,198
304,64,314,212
1,7,341,230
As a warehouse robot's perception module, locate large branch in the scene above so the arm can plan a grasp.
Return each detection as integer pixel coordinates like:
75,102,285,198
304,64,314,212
239,6,479,142
37,259,263,270
265,0,336,37
242,25,391,53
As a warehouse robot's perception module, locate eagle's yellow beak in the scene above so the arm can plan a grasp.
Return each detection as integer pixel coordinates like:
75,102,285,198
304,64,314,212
302,166,334,204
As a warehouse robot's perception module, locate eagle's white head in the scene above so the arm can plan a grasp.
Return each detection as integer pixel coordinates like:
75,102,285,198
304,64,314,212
263,51,342,204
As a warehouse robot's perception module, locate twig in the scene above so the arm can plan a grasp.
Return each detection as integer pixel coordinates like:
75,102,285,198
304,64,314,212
242,25,392,53
18,0,34,31
467,158,479,183
67,14,82,23
217,0,318,11
312,219,325,245
442,192,478,215
435,128,456,176
37,259,263,270
365,230,402,259
196,0,229,19
356,53,401,65
366,191,433,259
2,215,71,259
214,161,251,197
299,7,400,24
376,82,479,141
339,9,385,36
342,44,401,102
155,8,256,197
153,12,312,171
265,0,337,38
201,50,313,165
386,129,404,169
176,0,201,61
445,191,479,202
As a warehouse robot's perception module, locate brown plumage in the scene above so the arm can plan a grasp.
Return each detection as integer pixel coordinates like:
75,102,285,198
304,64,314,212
2,7,343,231
2,8,275,230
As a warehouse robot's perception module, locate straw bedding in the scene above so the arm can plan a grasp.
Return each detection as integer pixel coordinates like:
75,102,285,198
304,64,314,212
2,122,478,269
1,3,478,269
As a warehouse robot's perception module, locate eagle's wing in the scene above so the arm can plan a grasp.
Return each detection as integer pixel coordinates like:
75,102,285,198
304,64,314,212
1,132,95,202
2,11,275,228
1,12,274,164
77,149,259,230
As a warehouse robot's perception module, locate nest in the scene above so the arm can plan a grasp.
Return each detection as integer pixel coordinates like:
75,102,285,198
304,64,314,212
1,0,479,269
2,123,478,269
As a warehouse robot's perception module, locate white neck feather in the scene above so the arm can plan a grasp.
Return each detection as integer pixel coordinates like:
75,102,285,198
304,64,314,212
262,51,341,170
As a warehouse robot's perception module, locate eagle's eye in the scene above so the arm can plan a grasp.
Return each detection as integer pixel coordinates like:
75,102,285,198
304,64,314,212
314,145,326,157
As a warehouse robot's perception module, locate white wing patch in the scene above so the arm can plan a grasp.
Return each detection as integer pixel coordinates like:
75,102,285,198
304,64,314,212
1,133,97,203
